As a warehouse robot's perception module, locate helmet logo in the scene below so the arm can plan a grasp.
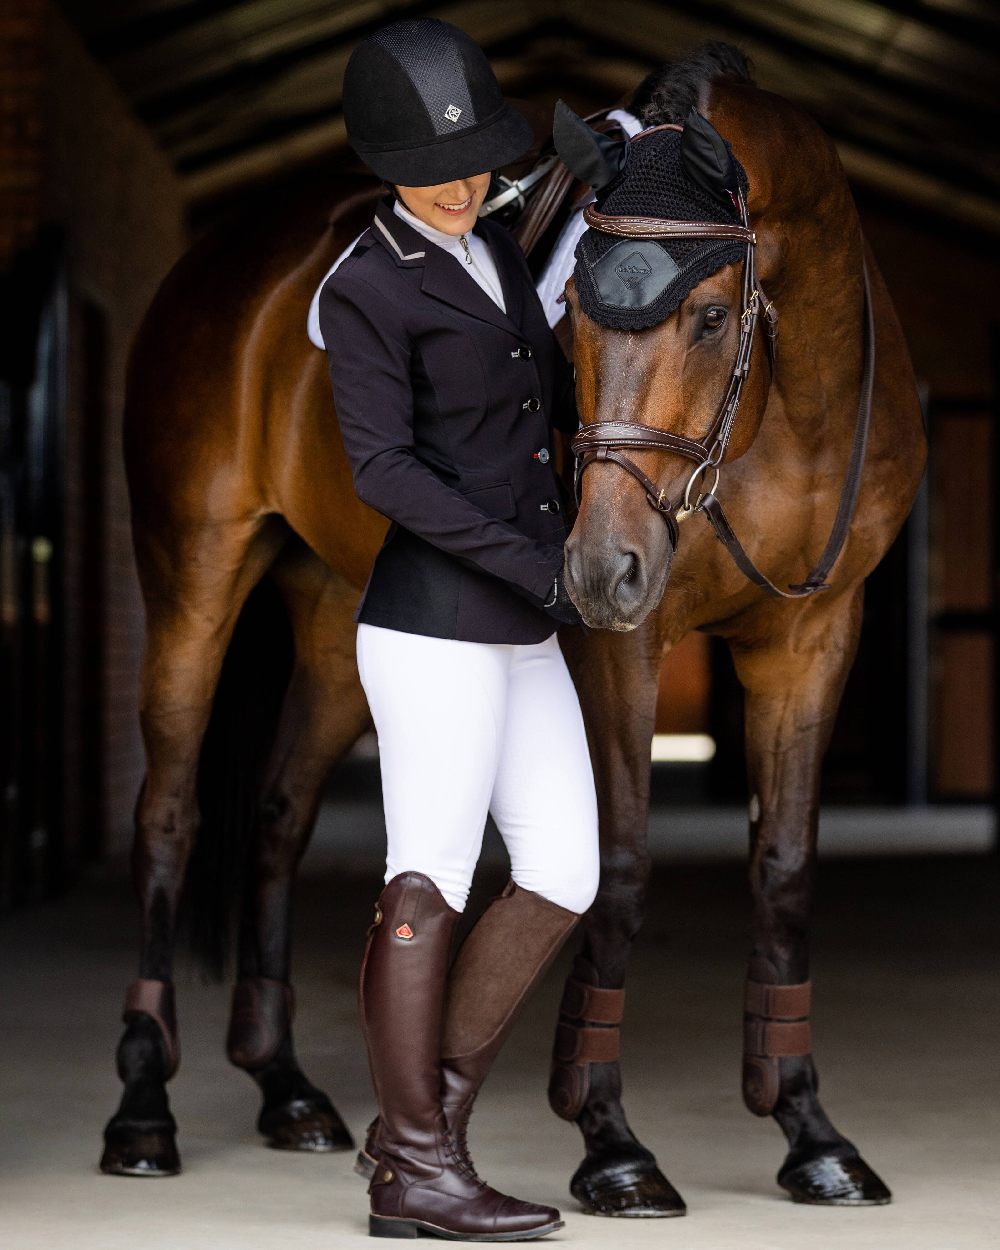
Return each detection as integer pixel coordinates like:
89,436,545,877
395,923,414,940
444,104,463,123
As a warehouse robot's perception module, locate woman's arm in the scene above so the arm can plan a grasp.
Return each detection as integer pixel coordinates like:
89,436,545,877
318,268,564,606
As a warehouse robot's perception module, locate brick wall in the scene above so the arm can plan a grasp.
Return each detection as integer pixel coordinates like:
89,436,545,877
0,0,45,271
40,8,187,857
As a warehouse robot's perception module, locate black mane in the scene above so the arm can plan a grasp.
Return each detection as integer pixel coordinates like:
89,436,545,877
629,42,754,125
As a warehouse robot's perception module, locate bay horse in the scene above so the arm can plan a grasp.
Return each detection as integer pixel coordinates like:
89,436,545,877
102,44,924,1217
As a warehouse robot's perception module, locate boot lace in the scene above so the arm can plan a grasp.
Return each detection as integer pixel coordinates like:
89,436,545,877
442,1117,486,1188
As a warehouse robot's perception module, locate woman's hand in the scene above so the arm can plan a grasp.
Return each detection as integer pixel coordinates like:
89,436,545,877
542,570,585,626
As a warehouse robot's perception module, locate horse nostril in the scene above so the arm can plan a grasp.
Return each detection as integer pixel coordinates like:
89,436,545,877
613,550,641,603
564,538,580,584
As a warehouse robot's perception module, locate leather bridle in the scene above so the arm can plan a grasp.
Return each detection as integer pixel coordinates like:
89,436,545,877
568,121,874,599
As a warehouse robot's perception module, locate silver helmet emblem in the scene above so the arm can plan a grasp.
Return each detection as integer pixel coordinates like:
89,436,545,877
444,104,463,123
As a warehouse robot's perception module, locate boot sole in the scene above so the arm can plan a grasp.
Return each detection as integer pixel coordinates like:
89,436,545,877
369,1214,564,1241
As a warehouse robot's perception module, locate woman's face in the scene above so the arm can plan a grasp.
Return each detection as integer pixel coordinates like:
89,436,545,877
394,171,491,235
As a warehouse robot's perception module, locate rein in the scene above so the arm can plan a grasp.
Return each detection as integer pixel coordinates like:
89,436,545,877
569,122,874,599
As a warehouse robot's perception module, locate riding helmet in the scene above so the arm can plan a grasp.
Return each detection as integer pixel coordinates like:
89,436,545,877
342,17,533,186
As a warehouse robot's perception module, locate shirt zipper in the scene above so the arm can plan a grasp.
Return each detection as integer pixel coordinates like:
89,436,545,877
459,234,504,308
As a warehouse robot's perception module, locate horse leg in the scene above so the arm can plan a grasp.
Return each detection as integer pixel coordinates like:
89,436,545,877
548,623,686,1217
225,546,369,1152
100,516,286,1176
730,587,891,1205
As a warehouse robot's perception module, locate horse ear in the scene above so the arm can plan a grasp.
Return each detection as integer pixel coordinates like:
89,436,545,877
681,107,739,206
552,98,629,192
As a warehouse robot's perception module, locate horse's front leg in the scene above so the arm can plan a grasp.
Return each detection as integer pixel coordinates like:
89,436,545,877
226,555,367,1152
548,622,686,1217
730,587,891,1205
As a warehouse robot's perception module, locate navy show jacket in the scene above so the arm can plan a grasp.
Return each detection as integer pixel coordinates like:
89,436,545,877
318,191,580,644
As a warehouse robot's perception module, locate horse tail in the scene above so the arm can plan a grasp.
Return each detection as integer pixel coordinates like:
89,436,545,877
178,575,294,982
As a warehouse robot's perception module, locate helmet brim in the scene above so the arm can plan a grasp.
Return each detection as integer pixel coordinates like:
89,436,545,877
350,101,534,186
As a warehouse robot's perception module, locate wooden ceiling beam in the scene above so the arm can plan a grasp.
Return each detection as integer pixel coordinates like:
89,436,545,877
118,1,435,106
180,60,583,200
62,0,260,59
579,0,999,124
56,0,1000,232
155,2,548,157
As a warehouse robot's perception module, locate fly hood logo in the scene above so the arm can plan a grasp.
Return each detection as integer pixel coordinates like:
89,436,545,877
615,251,653,291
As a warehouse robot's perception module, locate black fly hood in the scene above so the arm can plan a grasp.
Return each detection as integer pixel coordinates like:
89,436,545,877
554,103,750,331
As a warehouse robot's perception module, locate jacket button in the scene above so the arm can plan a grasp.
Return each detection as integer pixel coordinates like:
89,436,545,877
533,447,550,464
510,345,533,358
540,498,561,513
522,397,541,411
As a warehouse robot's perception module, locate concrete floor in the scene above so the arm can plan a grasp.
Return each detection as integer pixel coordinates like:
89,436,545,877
1,802,997,1250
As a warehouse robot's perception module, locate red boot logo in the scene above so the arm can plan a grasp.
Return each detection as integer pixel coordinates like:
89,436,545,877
394,922,414,941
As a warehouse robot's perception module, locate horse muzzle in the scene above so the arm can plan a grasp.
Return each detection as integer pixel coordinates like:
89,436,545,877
564,523,675,631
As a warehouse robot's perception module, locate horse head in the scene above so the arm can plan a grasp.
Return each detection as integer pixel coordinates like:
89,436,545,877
553,101,776,631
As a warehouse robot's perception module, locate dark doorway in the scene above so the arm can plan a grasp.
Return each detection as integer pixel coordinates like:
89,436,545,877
0,227,68,908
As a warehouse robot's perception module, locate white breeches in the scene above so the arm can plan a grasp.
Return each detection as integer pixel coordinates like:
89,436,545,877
355,623,600,914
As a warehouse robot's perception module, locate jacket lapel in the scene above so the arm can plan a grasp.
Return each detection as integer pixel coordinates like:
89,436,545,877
370,195,524,336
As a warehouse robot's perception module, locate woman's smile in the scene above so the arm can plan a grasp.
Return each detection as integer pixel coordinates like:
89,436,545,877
434,193,473,215
394,173,490,233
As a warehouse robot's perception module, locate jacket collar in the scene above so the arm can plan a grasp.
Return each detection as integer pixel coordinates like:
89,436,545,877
369,193,524,336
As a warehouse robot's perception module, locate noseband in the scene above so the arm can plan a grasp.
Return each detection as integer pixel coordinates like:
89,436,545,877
568,122,874,599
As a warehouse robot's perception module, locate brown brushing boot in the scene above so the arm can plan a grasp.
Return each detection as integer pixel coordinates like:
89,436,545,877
359,871,563,1241
357,879,579,1191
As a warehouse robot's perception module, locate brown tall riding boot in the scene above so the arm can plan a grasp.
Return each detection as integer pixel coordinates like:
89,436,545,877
358,880,580,1186
359,871,563,1241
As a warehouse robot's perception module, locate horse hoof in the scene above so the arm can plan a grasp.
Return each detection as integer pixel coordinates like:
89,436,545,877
570,1153,687,1217
259,1097,354,1153
778,1152,892,1205
100,1124,181,1177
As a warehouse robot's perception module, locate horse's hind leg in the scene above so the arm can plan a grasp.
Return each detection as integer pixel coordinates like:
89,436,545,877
730,586,891,1205
100,515,286,1177
547,623,686,1217
225,543,370,1152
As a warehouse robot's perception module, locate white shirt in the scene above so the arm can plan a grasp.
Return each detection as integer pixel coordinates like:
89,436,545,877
392,196,506,312
535,106,643,327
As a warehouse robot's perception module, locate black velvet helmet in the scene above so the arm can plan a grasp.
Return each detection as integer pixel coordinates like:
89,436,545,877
342,17,533,186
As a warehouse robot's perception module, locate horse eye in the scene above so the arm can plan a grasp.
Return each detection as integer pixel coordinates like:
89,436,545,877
703,306,727,332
